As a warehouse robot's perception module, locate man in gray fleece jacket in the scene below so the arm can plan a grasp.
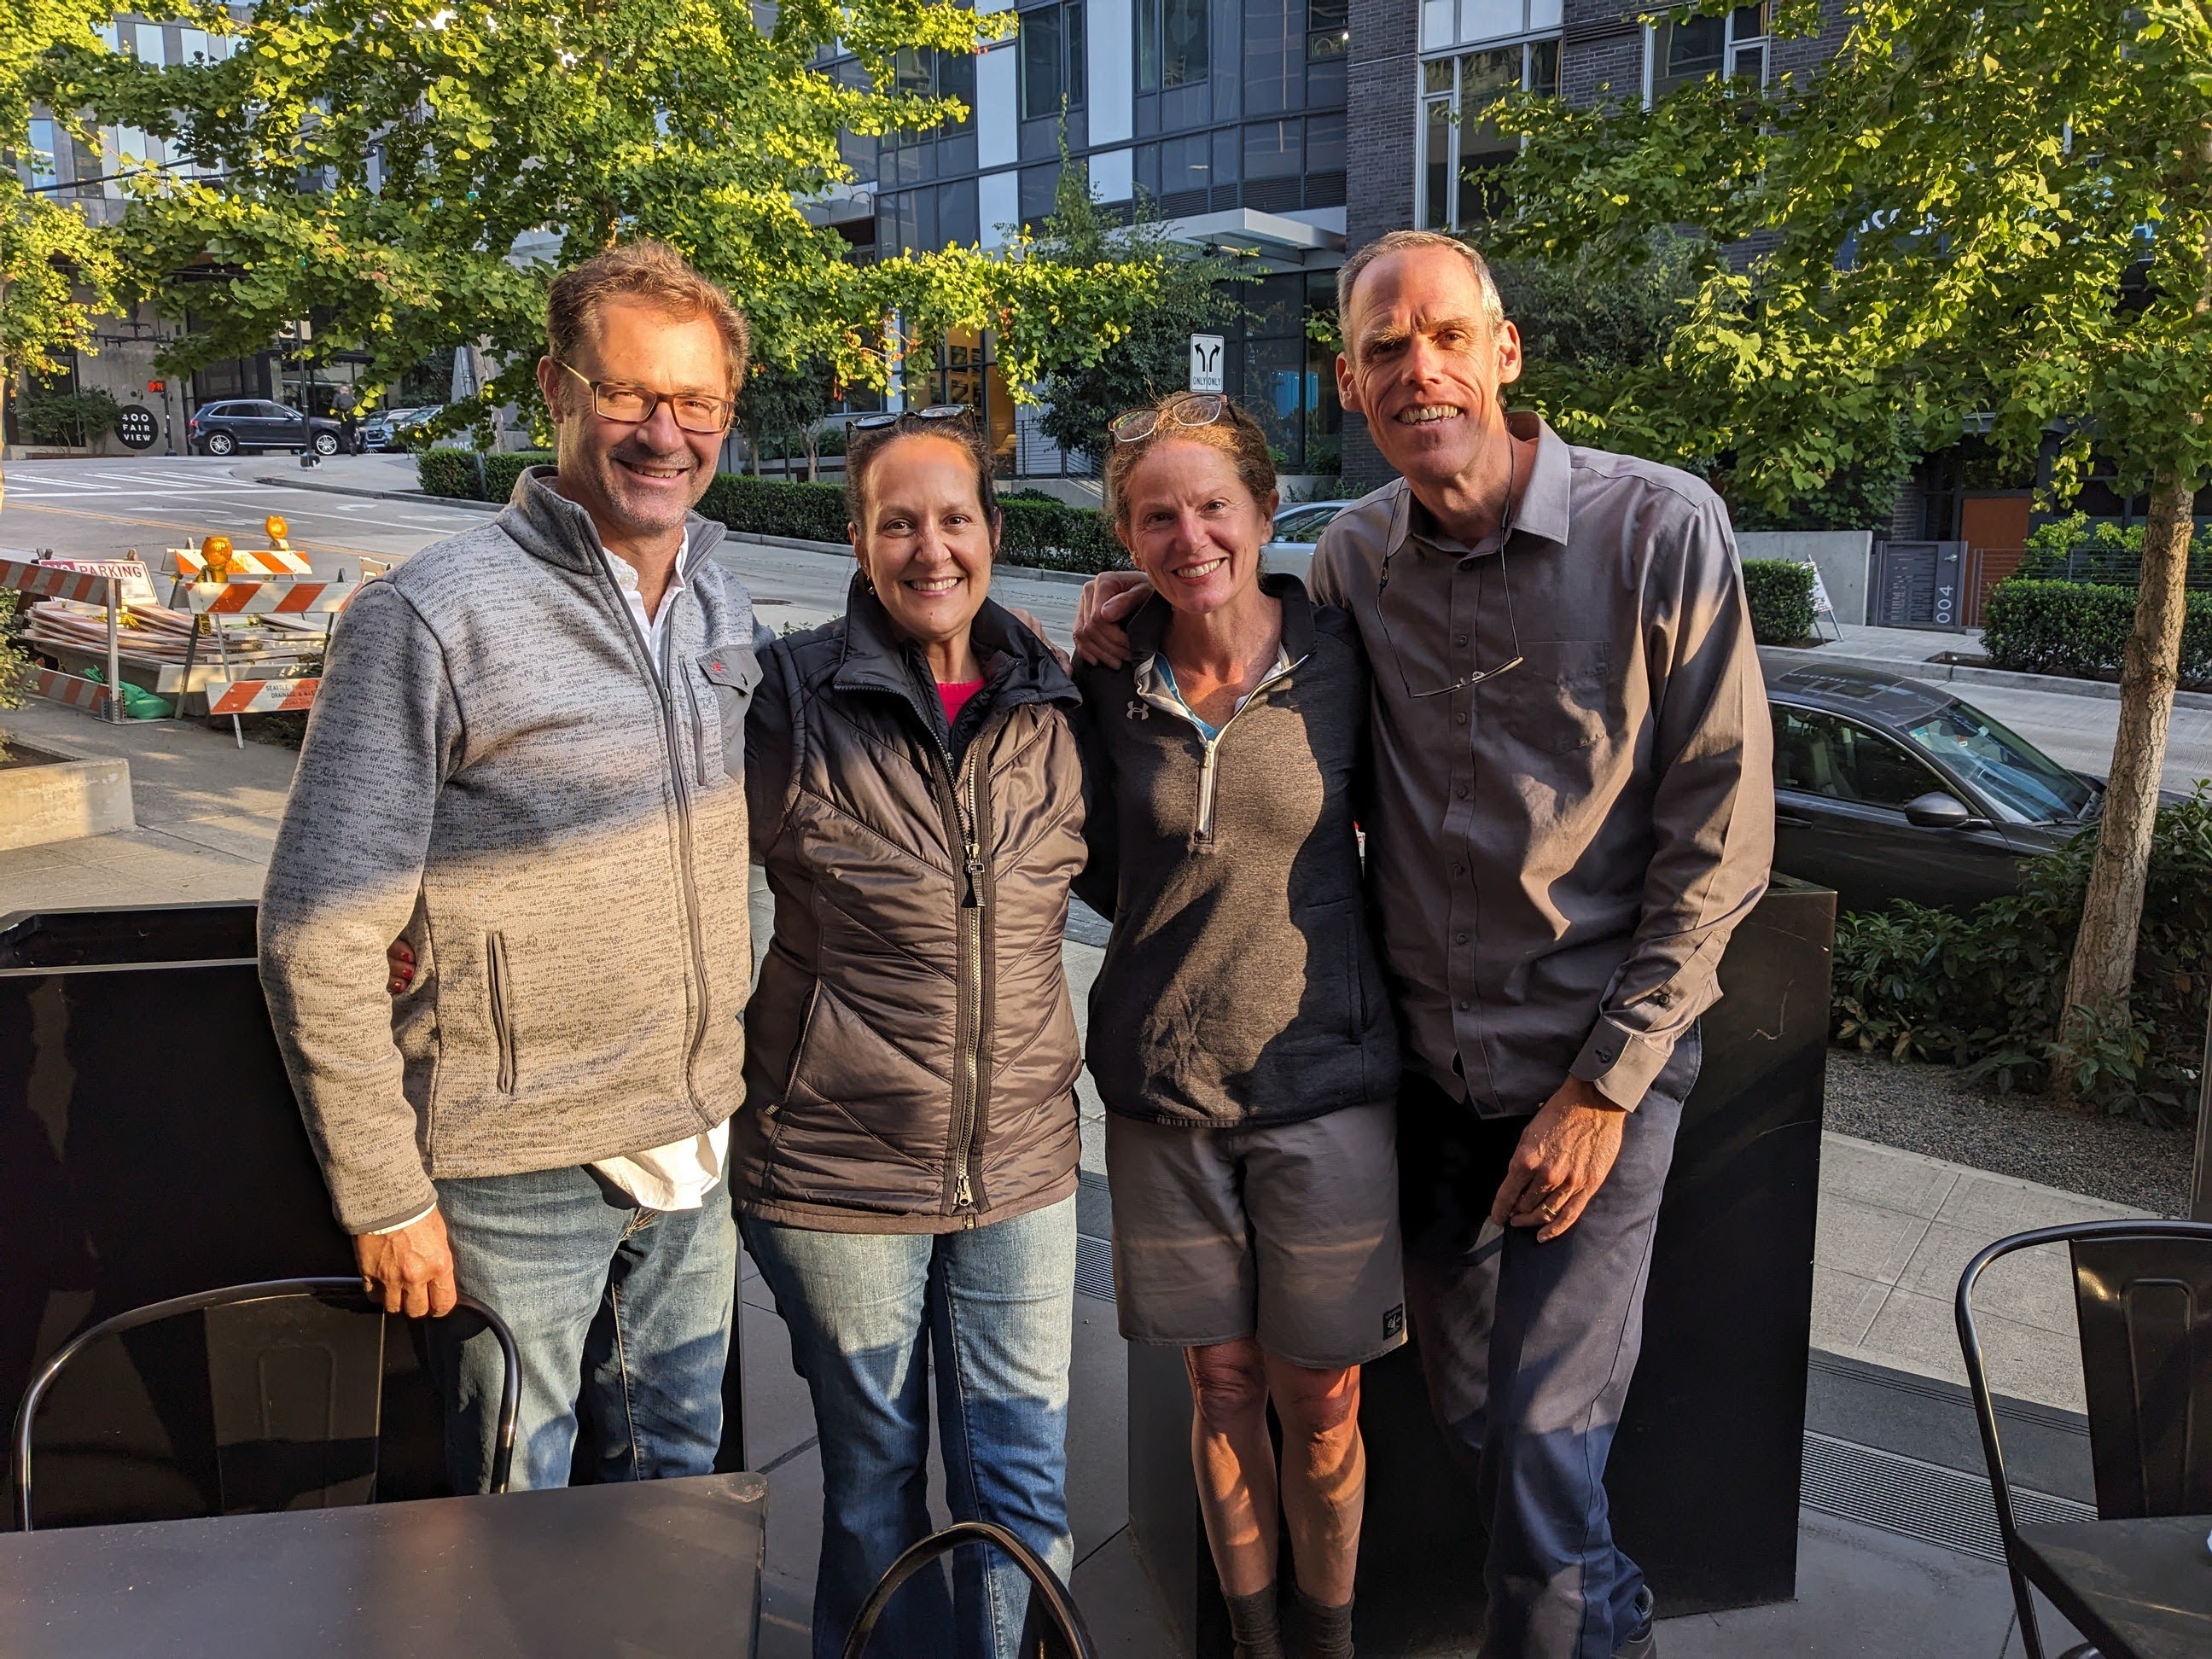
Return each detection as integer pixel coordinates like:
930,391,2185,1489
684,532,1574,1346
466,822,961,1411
259,242,763,1491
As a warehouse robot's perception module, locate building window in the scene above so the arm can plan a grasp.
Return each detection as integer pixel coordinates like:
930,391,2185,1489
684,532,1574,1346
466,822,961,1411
1021,2,1086,121
1138,0,1210,90
1647,3,1768,103
19,117,60,189
1306,0,1349,107
904,328,1018,474
1417,36,1558,230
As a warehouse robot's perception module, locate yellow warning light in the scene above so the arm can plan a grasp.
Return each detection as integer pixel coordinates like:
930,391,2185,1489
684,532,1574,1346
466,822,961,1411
264,514,290,544
201,534,236,577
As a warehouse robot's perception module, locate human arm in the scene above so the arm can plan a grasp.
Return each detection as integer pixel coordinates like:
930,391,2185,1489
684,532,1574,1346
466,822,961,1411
744,643,799,859
1072,570,1155,668
256,579,459,1236
1568,495,1777,1110
1068,678,1121,922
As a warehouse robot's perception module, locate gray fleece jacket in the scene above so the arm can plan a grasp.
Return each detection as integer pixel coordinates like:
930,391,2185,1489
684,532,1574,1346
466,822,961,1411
259,468,762,1233
1075,575,1400,1127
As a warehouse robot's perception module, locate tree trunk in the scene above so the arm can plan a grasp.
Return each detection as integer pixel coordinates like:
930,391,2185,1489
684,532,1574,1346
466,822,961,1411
2052,469,2194,1104
805,432,819,484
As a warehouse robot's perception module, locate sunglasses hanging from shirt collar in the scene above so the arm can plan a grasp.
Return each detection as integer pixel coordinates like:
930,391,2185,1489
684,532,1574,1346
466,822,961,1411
1371,439,1526,699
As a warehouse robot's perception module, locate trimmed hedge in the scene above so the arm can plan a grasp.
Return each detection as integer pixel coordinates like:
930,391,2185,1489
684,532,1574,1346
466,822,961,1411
1742,558,1817,644
1981,579,2212,685
697,474,849,543
424,457,1133,574
415,450,551,502
997,496,1128,574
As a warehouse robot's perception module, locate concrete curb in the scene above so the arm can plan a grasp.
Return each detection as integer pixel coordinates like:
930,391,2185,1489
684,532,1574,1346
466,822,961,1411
247,472,498,513
1762,643,2212,713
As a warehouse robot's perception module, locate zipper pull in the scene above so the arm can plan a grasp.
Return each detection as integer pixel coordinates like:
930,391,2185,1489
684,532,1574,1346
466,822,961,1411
954,1171,975,1208
963,849,986,906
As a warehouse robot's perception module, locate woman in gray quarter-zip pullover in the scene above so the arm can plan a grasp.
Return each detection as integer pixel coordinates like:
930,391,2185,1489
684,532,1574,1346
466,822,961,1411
1074,394,1402,1659
733,410,1088,1659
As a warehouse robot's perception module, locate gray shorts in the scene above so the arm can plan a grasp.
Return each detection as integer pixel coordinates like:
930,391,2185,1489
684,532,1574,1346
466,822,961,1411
1104,1103,1406,1370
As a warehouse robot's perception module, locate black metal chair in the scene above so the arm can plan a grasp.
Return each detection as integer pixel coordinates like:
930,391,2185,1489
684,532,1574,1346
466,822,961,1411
11,1277,520,1531
1955,1219,2212,1659
840,1519,1099,1659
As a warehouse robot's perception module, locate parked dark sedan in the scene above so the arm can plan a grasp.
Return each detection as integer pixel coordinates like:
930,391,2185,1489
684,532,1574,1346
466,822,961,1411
1763,662,2113,915
188,399,346,457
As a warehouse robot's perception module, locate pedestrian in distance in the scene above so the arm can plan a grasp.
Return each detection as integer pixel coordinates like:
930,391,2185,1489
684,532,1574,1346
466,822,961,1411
736,408,1090,1659
1074,392,1403,1659
261,239,763,1493
1075,228,1776,1659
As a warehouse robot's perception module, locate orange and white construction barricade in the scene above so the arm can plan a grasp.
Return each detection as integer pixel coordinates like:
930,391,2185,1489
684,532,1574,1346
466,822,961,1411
0,556,146,725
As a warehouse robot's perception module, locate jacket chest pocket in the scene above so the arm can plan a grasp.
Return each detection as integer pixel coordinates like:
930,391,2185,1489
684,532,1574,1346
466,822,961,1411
1495,640,1612,756
688,648,761,786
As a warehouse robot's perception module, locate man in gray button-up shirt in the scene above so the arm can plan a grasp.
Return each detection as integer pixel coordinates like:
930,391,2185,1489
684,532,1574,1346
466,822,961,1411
1078,229,1772,1659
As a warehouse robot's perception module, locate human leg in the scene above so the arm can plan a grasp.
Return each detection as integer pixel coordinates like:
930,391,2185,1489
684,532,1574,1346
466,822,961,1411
1187,1337,1284,1598
1262,1355,1365,1610
580,1177,737,1481
428,1163,633,1493
928,1193,1078,1659
740,1213,949,1659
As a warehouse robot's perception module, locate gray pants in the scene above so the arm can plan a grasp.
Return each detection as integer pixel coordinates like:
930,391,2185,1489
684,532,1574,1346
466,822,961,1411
1399,1032,1699,1659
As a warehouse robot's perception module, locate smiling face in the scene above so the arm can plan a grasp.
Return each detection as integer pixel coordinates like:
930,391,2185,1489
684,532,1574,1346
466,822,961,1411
537,299,730,547
852,433,999,654
1119,437,1278,618
1336,244,1523,499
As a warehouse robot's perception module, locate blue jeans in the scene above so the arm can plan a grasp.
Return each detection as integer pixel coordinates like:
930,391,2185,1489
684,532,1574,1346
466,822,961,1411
742,1195,1077,1659
426,1164,737,1493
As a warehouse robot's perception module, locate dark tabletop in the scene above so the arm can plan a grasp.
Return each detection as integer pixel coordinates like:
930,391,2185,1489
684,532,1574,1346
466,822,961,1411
0,1470,766,1657
2015,1515,2212,1659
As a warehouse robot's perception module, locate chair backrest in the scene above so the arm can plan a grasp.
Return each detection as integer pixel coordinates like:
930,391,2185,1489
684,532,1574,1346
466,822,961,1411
840,1520,1097,1659
11,1278,519,1531
2069,1231,2212,1517
1957,1219,2212,1537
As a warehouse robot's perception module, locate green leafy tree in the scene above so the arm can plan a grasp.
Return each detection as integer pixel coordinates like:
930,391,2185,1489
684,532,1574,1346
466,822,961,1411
1487,0,2212,1094
1027,166,1243,469
735,355,841,481
1,1,122,508
44,0,1160,436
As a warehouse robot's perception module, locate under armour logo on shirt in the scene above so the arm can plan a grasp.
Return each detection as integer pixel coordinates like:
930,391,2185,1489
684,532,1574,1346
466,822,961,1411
1126,700,1150,721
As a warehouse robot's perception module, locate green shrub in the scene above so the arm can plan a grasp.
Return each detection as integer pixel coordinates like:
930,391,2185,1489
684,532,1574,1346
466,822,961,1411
996,497,1128,574
698,474,851,543
0,591,32,718
414,450,553,502
1981,579,2212,684
1831,786,2212,1123
1742,558,1818,644
16,386,120,446
2017,512,2212,586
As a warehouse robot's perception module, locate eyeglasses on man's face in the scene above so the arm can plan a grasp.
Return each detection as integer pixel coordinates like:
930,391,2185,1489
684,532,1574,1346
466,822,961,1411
552,359,733,434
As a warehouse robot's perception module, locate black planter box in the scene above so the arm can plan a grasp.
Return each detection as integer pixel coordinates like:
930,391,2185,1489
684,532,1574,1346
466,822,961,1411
1128,880,1837,1654
1,903,748,1528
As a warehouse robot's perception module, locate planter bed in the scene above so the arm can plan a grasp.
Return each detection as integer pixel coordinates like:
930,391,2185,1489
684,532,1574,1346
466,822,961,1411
0,738,135,849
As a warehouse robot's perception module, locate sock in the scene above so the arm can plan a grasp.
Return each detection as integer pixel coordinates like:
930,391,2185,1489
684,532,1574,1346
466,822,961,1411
1291,1586,1354,1659
1224,1585,1287,1659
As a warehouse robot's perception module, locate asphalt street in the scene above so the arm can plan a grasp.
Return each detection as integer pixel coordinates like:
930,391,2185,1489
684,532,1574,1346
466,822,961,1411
2,454,2204,787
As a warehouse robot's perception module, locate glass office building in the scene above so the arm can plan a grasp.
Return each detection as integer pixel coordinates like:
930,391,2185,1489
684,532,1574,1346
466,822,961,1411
830,0,1351,478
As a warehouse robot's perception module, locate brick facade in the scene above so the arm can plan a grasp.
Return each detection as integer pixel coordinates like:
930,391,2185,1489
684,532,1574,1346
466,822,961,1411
1342,0,1421,487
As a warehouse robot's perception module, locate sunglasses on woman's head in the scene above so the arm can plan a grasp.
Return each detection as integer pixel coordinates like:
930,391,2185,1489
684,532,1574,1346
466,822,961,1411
852,405,972,431
1109,393,1228,444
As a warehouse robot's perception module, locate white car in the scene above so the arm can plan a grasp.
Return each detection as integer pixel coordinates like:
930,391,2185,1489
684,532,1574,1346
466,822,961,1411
1260,500,1353,581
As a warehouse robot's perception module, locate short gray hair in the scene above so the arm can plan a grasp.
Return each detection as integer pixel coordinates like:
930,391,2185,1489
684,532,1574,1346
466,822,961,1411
1335,230,1507,357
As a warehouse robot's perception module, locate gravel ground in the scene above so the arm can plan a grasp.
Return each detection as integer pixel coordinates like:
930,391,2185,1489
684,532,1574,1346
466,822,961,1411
1824,1047,2194,1216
